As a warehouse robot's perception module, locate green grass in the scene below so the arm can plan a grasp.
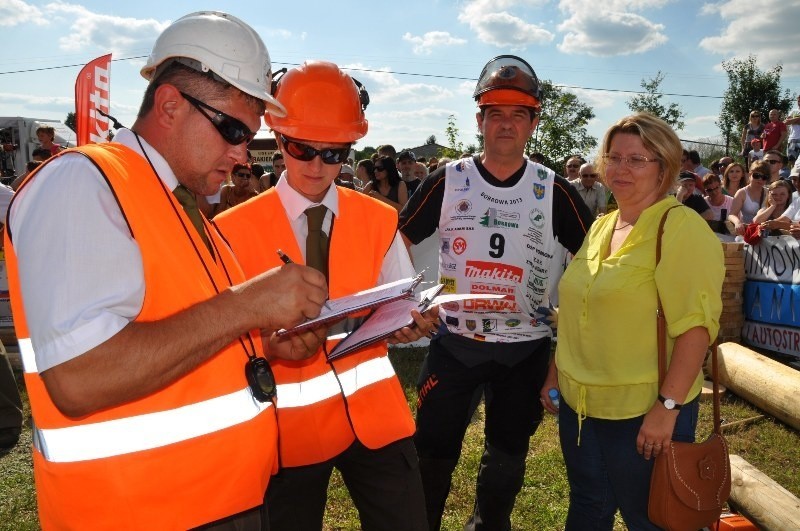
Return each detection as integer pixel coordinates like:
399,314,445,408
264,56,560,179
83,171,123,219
2,347,799,531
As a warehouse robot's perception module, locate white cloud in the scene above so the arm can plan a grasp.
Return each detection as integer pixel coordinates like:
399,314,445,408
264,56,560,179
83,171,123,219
458,0,554,50
402,31,467,55
699,0,800,76
44,1,168,54
557,0,670,56
559,85,619,109
344,64,454,105
0,0,45,26
374,107,458,121
0,92,73,107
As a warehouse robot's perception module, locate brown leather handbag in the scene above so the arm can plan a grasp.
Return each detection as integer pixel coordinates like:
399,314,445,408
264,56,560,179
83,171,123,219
647,207,732,531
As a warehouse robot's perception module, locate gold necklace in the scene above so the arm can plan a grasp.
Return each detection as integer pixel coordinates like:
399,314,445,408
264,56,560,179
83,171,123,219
614,221,632,231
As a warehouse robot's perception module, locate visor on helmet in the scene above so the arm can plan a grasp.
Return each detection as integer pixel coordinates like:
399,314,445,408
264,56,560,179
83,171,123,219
473,55,542,109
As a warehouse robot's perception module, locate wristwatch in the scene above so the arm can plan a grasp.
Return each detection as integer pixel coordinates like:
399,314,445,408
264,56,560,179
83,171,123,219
658,394,682,410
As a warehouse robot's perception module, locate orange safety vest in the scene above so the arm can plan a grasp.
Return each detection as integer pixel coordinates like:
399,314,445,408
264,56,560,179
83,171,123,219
5,144,278,530
214,188,415,467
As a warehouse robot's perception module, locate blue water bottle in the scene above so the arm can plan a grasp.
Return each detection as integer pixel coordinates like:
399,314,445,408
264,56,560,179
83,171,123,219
548,388,560,425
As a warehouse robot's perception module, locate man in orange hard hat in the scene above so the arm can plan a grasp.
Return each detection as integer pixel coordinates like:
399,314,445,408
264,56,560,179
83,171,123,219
215,60,436,531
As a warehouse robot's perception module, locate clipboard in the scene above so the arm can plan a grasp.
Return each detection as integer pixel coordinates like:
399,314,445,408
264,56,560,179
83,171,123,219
276,274,424,337
325,283,445,360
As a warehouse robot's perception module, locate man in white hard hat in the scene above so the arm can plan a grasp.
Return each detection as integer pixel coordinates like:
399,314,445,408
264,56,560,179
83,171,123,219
5,11,327,530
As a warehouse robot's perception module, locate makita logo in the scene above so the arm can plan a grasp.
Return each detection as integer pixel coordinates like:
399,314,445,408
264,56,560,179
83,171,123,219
464,261,523,283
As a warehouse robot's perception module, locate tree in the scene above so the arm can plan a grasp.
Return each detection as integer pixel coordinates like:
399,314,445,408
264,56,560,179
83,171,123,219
440,114,464,159
718,55,793,154
425,135,437,145
531,80,597,169
354,146,376,162
626,71,686,131
65,112,76,132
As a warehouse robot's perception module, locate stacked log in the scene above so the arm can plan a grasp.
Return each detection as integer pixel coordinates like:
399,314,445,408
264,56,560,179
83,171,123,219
729,454,800,530
719,242,745,343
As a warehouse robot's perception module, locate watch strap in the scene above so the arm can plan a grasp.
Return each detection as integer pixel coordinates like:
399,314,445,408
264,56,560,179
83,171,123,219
658,393,682,410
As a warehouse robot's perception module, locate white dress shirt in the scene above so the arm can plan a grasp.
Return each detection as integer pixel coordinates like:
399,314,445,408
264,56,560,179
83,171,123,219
273,176,415,284
9,129,176,371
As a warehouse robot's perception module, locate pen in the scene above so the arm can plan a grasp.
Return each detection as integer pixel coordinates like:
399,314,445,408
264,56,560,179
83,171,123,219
276,249,332,311
277,249,293,264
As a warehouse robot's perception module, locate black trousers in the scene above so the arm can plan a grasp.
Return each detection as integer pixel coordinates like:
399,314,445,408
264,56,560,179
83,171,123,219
414,336,550,530
265,438,427,531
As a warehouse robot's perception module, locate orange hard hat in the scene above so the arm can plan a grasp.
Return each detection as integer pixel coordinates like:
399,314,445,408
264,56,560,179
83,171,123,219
264,60,369,143
474,55,542,111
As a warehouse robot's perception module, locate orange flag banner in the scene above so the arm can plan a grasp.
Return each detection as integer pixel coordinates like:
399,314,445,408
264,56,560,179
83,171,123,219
75,53,111,146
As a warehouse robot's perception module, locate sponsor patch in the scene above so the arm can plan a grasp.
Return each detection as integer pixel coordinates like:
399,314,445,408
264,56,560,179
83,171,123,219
453,237,467,255
537,168,548,181
442,301,460,312
455,200,472,215
479,208,520,229
533,183,545,200
482,319,497,332
505,318,521,327
529,208,545,229
445,315,459,326
440,276,457,293
465,261,523,283
466,319,477,331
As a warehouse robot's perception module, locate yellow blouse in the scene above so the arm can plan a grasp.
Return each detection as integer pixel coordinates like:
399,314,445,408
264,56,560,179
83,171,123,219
556,196,724,419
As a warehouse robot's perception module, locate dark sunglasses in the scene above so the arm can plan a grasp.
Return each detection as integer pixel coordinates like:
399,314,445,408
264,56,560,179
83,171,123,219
235,172,251,178
751,172,768,180
580,173,598,178
766,159,782,165
181,92,256,146
705,186,720,192
567,164,581,169
280,134,350,165
374,165,386,171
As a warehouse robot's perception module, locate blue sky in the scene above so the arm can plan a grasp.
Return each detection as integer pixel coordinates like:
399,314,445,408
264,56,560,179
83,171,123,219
2,0,800,159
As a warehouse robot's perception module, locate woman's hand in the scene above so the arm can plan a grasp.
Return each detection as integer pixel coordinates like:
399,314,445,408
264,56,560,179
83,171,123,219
636,402,679,460
539,358,560,415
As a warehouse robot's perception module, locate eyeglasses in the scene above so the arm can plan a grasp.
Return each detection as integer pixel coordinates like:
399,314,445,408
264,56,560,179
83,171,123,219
580,173,599,178
751,172,768,180
234,172,251,178
567,164,581,169
705,186,720,193
280,134,350,165
374,166,386,171
180,92,256,145
766,159,782,165
602,153,659,169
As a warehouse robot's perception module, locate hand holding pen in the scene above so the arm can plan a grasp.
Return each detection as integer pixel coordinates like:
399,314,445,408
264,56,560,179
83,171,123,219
277,249,332,311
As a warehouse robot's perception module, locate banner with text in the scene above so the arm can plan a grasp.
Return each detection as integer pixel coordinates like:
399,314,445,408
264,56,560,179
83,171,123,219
743,236,800,358
75,53,111,146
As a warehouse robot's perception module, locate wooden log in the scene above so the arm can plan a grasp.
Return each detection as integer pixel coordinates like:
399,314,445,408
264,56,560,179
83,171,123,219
729,454,800,530
710,343,800,431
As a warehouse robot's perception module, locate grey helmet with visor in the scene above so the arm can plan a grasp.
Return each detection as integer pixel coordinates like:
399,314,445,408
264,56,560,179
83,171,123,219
473,55,542,110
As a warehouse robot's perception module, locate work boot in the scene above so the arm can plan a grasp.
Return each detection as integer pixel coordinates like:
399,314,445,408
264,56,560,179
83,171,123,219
464,444,527,531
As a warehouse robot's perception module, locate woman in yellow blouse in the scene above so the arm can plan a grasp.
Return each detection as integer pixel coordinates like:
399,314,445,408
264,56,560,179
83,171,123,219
542,113,724,530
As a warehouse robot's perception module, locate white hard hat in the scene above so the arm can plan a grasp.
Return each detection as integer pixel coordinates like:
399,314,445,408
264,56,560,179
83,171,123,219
141,11,286,117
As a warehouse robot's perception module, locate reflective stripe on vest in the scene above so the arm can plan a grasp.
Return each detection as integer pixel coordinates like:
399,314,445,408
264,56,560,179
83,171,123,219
19,337,36,373
33,386,271,463
276,356,395,409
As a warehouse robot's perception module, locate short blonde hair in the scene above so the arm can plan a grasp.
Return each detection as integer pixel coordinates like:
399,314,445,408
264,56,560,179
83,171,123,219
595,112,682,197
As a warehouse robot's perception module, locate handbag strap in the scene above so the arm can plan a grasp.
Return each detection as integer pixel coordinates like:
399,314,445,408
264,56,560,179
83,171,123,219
655,206,722,435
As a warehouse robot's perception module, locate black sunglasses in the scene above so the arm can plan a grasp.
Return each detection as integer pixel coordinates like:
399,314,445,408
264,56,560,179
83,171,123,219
181,92,256,146
374,165,386,171
751,172,768,180
280,134,350,165
235,172,251,178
